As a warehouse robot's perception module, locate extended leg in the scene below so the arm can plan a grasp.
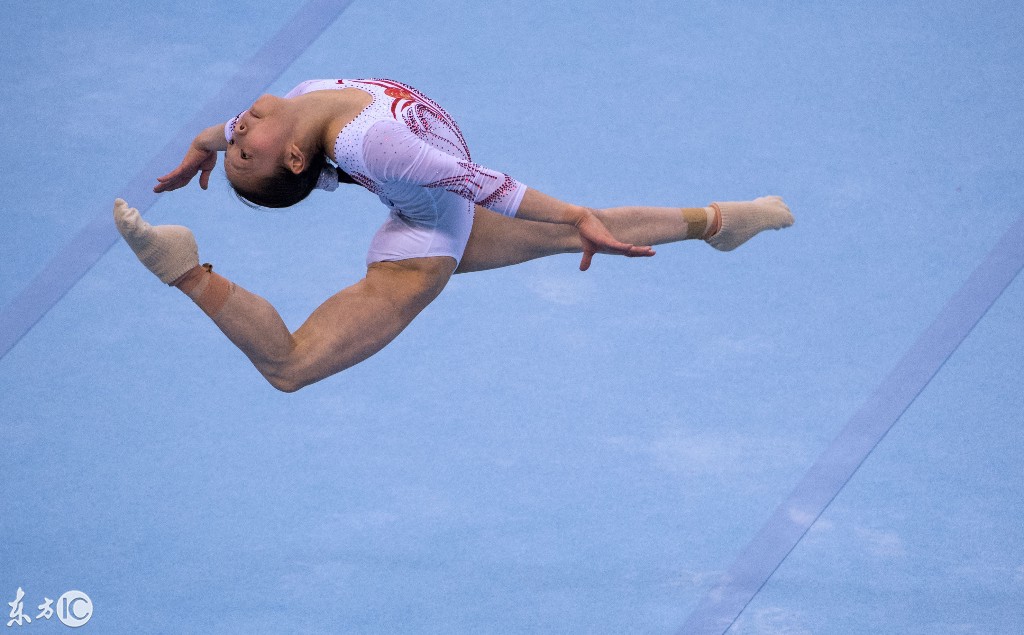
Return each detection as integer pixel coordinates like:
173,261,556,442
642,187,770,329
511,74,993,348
457,195,794,274
457,204,713,273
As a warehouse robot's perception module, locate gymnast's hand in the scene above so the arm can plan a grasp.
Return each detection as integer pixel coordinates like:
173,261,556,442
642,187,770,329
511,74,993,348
574,209,655,272
154,140,219,193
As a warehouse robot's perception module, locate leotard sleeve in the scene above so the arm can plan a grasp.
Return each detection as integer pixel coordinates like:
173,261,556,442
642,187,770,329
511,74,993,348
361,120,527,217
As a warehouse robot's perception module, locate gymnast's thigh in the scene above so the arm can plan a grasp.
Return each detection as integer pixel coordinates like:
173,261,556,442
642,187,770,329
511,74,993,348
456,205,576,274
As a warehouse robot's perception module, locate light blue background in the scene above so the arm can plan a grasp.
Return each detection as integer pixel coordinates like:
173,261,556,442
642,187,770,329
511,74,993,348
2,1,1021,632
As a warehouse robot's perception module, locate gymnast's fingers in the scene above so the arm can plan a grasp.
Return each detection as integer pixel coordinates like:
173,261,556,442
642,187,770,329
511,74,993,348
624,245,656,257
579,249,595,272
154,173,184,193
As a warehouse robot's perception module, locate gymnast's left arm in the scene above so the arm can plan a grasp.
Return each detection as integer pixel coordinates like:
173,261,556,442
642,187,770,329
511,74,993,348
364,121,589,225
515,188,656,270
363,121,654,267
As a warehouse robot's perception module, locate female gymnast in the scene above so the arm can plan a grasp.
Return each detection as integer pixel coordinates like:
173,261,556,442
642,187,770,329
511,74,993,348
114,77,794,392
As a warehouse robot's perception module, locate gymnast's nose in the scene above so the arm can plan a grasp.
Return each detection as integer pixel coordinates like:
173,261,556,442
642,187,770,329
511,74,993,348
235,110,251,134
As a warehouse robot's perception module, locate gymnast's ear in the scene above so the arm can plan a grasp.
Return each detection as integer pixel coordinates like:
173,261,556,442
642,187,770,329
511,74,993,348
285,143,306,175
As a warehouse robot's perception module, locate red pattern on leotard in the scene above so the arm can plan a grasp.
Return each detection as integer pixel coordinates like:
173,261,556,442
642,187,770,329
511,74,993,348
361,78,472,160
421,160,503,200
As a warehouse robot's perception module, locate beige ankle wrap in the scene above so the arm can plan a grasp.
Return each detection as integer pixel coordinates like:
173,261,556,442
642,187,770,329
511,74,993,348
705,196,794,251
113,198,200,284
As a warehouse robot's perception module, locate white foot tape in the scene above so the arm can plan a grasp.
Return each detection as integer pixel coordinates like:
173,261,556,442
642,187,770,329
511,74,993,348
113,198,199,284
706,195,795,252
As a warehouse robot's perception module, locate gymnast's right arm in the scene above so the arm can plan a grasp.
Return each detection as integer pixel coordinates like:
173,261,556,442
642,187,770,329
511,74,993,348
153,123,228,193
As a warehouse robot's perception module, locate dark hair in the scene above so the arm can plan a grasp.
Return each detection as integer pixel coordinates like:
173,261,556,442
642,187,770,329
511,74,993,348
231,153,357,209
230,151,326,209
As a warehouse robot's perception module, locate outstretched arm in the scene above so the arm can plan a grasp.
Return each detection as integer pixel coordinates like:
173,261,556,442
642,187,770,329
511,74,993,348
515,188,656,271
153,124,228,192
364,122,655,270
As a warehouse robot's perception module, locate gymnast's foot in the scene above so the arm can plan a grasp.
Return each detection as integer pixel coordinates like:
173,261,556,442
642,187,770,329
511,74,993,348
705,196,794,251
113,198,199,284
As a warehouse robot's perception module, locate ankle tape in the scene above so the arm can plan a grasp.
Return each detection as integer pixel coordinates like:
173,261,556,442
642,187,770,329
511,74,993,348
172,265,207,294
196,264,234,318
682,208,708,240
174,263,234,318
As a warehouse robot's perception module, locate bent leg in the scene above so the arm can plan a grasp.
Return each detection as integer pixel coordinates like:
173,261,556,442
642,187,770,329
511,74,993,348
115,198,455,392
182,257,454,392
457,204,710,273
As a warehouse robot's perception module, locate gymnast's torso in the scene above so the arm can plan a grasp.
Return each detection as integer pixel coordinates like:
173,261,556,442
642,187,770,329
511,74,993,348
233,78,525,265
286,78,525,217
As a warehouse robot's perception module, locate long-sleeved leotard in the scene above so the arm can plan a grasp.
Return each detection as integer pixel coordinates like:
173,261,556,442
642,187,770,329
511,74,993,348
226,78,527,265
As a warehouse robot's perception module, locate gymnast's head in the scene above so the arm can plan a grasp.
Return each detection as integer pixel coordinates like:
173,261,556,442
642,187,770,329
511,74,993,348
224,94,327,208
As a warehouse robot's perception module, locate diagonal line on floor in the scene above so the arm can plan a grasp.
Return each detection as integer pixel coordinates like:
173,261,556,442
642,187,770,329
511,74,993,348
0,0,356,361
678,213,1024,634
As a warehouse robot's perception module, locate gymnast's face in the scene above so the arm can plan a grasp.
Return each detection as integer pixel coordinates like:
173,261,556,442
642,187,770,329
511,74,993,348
224,94,301,190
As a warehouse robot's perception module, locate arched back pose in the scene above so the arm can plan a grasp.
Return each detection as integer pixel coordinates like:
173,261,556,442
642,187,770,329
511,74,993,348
115,77,793,392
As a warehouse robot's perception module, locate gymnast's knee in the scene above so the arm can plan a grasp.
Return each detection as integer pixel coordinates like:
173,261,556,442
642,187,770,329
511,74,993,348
265,371,305,393
260,357,314,393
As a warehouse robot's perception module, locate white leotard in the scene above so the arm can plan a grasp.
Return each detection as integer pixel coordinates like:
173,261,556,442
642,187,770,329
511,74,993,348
226,78,527,265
